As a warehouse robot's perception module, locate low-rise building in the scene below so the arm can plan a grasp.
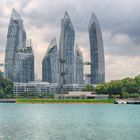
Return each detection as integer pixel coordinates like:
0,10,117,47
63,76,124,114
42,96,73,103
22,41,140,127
13,82,85,96
13,82,59,96
62,84,85,92
55,91,109,99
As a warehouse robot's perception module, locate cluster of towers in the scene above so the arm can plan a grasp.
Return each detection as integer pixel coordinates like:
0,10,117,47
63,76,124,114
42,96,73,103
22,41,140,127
5,9,105,86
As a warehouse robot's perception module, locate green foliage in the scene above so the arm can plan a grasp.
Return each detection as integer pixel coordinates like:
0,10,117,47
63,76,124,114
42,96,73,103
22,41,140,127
0,71,4,78
83,84,95,91
122,92,129,98
129,93,139,98
135,75,140,85
96,75,140,98
122,78,138,93
0,77,14,98
84,61,91,65
0,88,4,98
16,99,114,104
96,83,108,94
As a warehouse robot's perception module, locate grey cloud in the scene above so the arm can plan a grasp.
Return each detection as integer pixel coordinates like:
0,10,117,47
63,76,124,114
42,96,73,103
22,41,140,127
1,0,140,49
0,0,140,80
105,44,140,57
18,0,140,43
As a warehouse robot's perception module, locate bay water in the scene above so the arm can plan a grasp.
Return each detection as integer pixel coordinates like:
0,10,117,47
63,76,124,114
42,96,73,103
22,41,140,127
0,104,140,140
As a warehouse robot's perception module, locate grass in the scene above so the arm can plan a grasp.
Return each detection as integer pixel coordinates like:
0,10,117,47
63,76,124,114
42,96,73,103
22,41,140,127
16,98,114,104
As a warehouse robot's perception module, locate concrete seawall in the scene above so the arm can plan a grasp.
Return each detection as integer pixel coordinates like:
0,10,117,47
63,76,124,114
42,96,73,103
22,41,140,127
0,99,16,103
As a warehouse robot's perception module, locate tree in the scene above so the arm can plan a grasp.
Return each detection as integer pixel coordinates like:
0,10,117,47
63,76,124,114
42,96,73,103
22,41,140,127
96,84,108,94
122,92,129,98
0,88,4,98
83,85,95,91
0,77,14,98
0,71,3,78
95,75,140,98
102,80,123,97
122,78,138,93
135,75,140,93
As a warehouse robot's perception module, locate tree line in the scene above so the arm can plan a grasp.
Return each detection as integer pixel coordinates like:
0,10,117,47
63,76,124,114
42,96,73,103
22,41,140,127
0,71,14,98
96,75,140,98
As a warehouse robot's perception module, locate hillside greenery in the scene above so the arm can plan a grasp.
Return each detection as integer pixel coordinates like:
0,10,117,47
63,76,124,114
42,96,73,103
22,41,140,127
96,75,140,98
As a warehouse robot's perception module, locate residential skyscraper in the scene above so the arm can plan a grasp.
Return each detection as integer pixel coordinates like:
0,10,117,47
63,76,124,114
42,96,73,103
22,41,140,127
59,11,75,85
74,44,84,84
42,38,59,83
88,13,105,84
13,40,34,83
5,9,26,80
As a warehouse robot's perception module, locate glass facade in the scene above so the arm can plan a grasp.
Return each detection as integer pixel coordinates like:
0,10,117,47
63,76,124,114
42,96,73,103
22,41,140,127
5,9,26,81
13,40,34,83
59,11,75,85
42,38,59,83
88,13,105,84
74,44,84,84
5,9,104,87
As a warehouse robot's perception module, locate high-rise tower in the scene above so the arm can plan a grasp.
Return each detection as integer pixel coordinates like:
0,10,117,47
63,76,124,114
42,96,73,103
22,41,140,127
59,11,75,85
42,38,59,83
5,9,26,80
74,44,84,84
13,40,34,83
88,13,105,84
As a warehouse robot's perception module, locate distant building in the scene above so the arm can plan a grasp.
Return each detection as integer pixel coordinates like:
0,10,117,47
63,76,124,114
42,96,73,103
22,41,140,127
74,44,84,84
55,92,109,99
42,38,59,83
62,84,85,92
5,9,26,80
88,13,105,84
13,82,59,96
59,11,75,86
13,40,34,83
13,82,85,96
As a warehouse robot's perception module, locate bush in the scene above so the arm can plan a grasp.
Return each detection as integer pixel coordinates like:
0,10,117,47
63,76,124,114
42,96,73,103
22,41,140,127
122,92,129,98
129,93,139,98
83,85,95,91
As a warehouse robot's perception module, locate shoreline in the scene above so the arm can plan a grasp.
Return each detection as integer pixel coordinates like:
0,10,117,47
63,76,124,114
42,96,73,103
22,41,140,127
16,99,114,104
16,102,113,104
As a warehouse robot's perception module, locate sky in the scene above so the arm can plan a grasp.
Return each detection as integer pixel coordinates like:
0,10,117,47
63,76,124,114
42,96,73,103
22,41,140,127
0,0,140,82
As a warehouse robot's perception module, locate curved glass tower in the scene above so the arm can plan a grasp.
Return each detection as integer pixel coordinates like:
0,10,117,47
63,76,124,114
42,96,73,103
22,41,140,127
42,38,59,83
13,40,34,83
74,44,84,84
88,13,105,84
59,11,75,85
5,9,26,80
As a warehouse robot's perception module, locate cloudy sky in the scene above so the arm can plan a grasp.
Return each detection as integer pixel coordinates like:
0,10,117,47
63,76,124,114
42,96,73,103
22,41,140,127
0,0,140,81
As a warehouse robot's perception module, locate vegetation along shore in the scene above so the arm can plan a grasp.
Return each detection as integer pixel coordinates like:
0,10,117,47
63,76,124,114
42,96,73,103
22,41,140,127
16,99,114,104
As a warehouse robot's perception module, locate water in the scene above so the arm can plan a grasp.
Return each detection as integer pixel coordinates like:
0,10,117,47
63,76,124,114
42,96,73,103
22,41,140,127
0,104,140,140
